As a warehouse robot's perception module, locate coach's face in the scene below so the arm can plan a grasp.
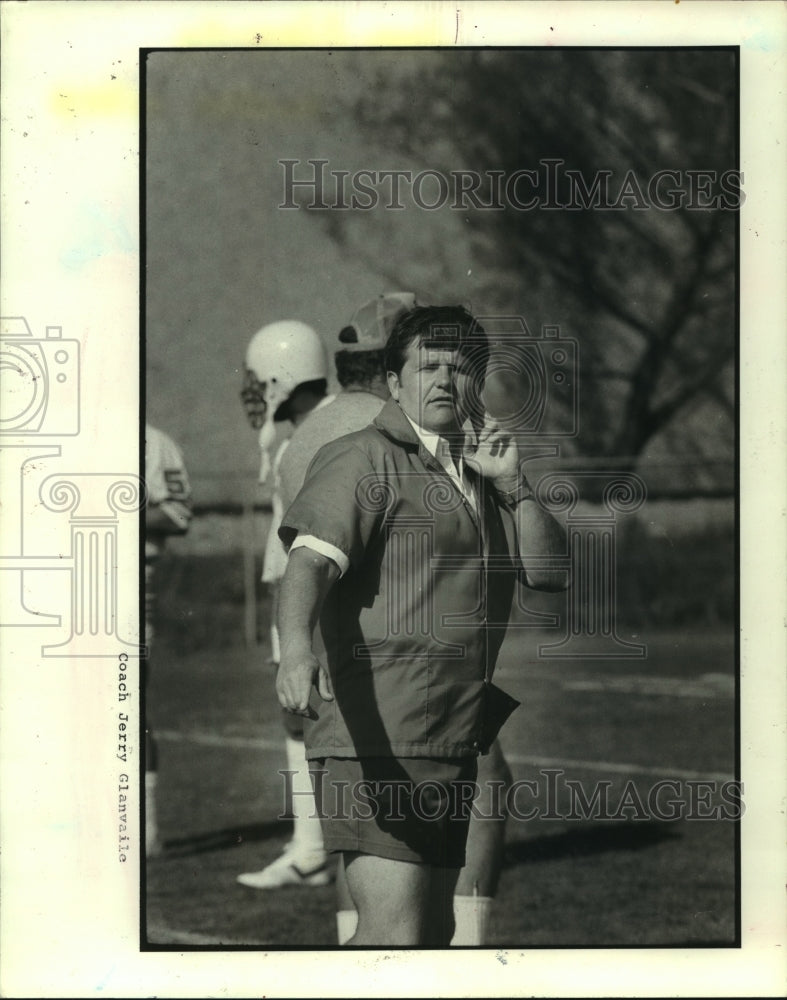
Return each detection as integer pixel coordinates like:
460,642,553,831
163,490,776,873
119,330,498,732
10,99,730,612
388,340,471,434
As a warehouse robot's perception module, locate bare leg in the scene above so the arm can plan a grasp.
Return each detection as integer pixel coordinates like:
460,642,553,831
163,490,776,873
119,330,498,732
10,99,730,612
451,740,512,945
456,739,511,897
336,853,353,909
343,852,435,947
425,865,462,947
335,854,358,944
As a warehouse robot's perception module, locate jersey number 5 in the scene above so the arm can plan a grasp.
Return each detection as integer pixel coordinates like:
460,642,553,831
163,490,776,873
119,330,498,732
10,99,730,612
164,469,189,499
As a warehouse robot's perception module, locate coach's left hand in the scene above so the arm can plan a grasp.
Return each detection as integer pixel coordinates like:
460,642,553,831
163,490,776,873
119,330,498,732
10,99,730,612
465,414,521,494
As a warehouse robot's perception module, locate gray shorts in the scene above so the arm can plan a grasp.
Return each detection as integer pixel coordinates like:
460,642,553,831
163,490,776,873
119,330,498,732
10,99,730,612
309,755,479,868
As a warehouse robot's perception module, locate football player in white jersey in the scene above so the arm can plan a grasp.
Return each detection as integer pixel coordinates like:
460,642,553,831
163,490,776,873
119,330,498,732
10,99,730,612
238,320,334,888
144,424,193,857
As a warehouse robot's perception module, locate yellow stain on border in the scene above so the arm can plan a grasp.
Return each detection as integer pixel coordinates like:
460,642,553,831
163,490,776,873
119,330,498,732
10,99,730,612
171,12,441,49
49,82,136,120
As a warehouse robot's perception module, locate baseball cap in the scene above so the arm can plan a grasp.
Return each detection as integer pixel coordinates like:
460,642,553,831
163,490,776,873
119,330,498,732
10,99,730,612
338,292,418,352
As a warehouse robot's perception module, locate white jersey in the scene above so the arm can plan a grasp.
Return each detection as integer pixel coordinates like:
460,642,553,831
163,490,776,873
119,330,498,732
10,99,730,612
261,437,292,584
261,396,336,585
145,424,193,560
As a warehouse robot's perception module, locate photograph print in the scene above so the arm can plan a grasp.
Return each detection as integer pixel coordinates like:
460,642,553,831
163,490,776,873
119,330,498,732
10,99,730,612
143,45,739,950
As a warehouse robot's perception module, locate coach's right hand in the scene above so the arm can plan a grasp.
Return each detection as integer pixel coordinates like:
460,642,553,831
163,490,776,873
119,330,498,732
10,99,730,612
276,650,334,718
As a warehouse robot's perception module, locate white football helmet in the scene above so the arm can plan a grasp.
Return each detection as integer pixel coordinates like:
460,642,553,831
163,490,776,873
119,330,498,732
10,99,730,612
243,319,328,422
241,319,328,484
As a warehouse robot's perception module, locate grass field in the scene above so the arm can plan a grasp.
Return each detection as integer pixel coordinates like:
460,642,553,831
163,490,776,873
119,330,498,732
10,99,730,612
144,567,738,950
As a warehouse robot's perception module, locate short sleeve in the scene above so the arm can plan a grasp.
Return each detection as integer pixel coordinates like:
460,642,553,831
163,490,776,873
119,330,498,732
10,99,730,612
289,535,351,576
279,439,384,571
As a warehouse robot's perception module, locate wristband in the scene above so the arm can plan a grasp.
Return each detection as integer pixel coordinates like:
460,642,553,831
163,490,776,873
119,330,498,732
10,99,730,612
497,480,535,508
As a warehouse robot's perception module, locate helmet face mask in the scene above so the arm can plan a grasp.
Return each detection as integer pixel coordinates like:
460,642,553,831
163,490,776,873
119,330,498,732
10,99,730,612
240,368,269,429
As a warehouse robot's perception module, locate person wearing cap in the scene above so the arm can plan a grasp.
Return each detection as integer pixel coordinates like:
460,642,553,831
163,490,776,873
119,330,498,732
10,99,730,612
277,294,416,516
275,304,567,946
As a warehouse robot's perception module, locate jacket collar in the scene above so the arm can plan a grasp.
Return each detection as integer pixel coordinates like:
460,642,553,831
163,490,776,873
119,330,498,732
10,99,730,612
372,398,424,447
373,399,487,529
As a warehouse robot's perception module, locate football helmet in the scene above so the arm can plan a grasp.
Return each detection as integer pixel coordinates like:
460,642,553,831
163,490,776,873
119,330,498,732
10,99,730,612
241,320,328,426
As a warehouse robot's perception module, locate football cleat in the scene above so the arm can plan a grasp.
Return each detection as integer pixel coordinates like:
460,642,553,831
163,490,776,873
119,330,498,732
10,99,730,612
236,852,333,889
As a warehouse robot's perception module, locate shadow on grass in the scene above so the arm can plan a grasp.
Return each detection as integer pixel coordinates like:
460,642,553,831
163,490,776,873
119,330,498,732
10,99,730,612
160,819,294,857
503,819,681,867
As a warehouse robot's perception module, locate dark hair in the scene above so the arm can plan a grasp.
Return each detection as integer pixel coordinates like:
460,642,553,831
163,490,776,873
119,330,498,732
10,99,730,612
383,305,489,380
334,348,386,389
274,378,328,421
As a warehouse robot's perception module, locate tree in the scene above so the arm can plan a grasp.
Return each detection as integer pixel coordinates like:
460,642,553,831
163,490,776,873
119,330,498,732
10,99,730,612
316,49,738,475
